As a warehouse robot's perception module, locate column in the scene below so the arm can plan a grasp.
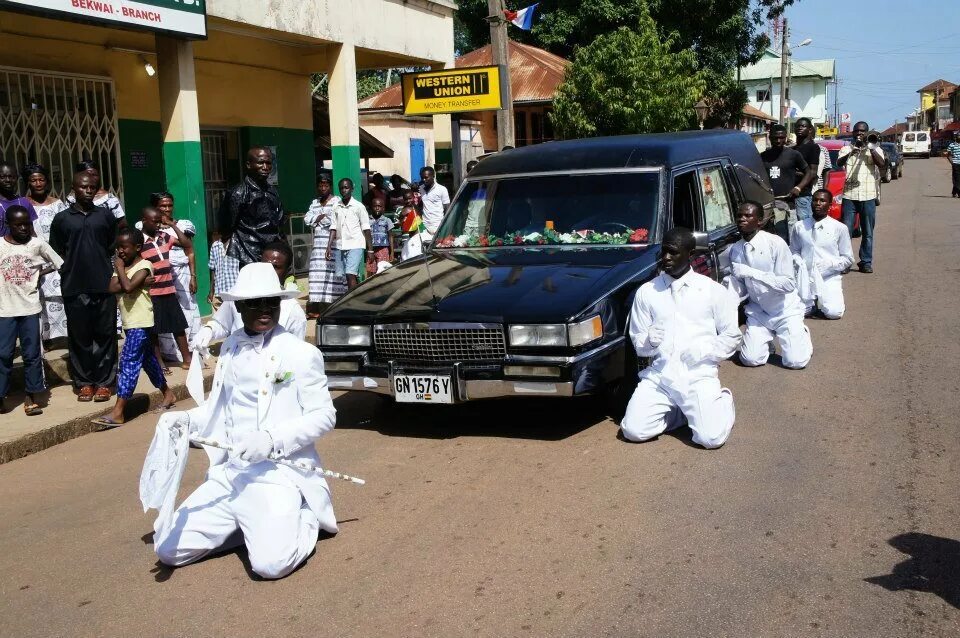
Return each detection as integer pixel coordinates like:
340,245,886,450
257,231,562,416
432,60,455,169
328,42,362,190
156,35,210,315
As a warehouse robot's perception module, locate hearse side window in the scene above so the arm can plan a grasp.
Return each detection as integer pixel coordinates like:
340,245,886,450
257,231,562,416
672,170,701,232
699,165,735,232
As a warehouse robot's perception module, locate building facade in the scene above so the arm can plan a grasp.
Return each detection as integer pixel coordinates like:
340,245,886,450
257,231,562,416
738,51,835,125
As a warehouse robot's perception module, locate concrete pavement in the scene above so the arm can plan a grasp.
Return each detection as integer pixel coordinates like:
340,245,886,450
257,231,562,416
0,159,957,637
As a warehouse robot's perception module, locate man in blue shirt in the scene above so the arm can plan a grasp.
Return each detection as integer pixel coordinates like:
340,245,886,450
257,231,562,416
947,132,960,198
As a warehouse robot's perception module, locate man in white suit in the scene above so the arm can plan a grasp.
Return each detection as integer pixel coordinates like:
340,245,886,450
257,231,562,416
154,263,337,579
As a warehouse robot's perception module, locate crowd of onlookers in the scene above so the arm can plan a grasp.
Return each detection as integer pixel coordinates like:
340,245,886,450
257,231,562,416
0,147,450,420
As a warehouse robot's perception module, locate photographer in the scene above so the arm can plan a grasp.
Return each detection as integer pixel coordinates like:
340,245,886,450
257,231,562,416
836,121,885,273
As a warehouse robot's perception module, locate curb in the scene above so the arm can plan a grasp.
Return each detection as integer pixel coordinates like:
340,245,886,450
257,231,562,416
0,376,213,466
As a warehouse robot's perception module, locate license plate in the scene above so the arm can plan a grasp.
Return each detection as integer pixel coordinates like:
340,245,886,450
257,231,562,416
393,374,453,404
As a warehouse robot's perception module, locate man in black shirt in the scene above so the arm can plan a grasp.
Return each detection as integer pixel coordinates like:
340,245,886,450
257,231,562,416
218,147,285,268
760,124,816,242
49,171,119,402
792,117,826,223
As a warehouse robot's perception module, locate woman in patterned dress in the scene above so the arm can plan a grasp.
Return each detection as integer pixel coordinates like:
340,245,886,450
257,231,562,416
304,174,346,317
22,163,68,344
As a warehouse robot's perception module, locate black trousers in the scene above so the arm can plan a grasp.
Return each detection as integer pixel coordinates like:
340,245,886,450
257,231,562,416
952,164,960,196
64,293,118,388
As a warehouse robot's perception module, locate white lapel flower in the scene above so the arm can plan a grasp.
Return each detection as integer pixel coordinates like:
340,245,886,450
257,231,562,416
274,370,295,384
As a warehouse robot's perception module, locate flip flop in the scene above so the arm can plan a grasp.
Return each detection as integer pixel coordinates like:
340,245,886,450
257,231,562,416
161,367,173,376
24,403,43,416
152,403,176,414
91,416,123,430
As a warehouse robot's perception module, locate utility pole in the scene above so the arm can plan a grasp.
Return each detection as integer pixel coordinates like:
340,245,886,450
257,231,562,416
779,17,788,124
487,0,515,149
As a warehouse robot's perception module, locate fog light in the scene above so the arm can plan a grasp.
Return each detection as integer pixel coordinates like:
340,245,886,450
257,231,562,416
504,365,561,378
325,361,359,373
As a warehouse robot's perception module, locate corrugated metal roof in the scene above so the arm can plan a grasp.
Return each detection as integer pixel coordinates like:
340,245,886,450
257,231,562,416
917,79,956,93
739,57,835,81
359,41,569,112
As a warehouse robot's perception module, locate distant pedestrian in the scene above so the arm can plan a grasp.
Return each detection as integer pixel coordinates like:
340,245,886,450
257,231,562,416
418,166,450,238
91,228,175,429
304,175,345,312
0,205,62,416
760,124,816,242
22,162,68,343
792,118,827,221
367,196,394,275
326,178,372,290
789,189,854,319
207,230,238,309
68,159,127,229
49,170,120,403
0,161,37,238
837,121,885,273
946,132,960,198
219,147,285,268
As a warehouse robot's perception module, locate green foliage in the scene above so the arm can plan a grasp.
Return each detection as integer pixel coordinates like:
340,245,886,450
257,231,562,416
310,70,402,101
550,5,705,138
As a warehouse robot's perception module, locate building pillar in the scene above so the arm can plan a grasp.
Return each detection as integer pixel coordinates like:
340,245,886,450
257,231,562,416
432,60,455,170
156,35,210,315
328,43,362,191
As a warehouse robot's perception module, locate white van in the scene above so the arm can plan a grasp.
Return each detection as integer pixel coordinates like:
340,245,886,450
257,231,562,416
901,130,931,158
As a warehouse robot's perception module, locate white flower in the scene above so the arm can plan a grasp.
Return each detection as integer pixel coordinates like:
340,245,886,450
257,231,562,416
522,232,542,242
453,234,469,247
559,233,579,244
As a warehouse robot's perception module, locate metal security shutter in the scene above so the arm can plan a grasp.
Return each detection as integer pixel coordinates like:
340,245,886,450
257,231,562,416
0,66,123,201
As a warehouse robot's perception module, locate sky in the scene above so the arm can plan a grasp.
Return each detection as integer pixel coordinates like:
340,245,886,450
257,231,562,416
780,0,960,130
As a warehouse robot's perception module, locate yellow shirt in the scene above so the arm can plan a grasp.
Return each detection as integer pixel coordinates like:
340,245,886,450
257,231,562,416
116,260,154,329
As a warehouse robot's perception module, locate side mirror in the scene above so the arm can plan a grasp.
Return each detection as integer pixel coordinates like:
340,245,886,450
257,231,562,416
692,231,711,252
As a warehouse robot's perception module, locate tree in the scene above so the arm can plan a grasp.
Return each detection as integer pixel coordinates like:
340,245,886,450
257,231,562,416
550,6,705,138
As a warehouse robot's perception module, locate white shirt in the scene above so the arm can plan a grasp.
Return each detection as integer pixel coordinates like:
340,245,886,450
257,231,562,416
332,197,370,250
628,270,741,386
728,230,805,321
206,297,306,341
224,329,268,447
838,145,885,201
419,182,450,233
789,216,854,280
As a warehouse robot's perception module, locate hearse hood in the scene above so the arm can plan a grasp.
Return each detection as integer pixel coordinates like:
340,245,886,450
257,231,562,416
321,246,659,324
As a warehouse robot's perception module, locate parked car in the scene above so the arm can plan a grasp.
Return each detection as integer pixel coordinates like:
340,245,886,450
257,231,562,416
901,130,931,158
818,139,849,222
880,142,903,181
316,130,773,407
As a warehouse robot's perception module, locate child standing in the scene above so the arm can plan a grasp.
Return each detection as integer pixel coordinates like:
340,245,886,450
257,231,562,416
207,230,238,310
367,196,394,275
92,228,175,428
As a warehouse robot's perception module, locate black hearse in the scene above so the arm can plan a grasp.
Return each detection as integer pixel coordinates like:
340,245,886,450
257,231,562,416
317,130,773,405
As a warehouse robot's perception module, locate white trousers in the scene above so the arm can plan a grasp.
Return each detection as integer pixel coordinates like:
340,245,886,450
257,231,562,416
740,313,813,369
805,275,845,320
621,376,735,449
155,467,320,580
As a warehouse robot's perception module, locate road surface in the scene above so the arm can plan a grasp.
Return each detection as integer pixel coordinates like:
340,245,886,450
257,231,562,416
1,158,958,637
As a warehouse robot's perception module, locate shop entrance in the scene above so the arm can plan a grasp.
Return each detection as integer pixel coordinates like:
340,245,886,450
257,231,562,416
0,66,123,200
201,128,240,234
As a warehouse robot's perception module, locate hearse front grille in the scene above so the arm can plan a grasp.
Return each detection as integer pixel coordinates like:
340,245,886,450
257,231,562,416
374,324,507,363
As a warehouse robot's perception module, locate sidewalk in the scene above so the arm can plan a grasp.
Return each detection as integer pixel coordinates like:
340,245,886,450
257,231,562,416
1,279,317,465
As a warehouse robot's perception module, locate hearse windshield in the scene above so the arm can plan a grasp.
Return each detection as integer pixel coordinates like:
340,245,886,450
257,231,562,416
432,171,659,248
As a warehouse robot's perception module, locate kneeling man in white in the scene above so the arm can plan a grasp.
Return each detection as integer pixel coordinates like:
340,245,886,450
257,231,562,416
727,201,813,369
789,188,854,319
154,263,337,579
620,227,741,449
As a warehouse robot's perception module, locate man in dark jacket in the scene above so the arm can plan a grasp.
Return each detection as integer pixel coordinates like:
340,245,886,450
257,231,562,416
219,147,285,268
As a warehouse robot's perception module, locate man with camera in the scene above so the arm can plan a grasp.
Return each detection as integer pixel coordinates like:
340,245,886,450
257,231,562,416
836,121,885,273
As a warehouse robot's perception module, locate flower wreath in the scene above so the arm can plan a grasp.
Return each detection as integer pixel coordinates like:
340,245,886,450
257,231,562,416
434,227,649,248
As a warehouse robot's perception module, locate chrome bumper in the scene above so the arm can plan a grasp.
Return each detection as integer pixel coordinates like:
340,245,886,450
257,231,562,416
326,375,574,399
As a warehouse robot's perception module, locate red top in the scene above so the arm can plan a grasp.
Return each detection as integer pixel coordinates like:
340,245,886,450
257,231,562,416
140,232,176,297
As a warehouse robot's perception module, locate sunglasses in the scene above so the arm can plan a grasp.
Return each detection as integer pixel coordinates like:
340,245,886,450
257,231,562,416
238,297,281,310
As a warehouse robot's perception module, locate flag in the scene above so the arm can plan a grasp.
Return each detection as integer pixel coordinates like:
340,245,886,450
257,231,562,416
401,209,425,233
503,3,538,30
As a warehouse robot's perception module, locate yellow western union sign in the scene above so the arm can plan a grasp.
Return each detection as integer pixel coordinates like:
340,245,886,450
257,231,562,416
401,66,505,116
817,126,839,137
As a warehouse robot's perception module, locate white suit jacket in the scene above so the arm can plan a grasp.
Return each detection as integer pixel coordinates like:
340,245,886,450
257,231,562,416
186,326,338,532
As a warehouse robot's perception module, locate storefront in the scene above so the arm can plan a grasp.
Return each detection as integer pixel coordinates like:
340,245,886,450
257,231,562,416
0,0,456,311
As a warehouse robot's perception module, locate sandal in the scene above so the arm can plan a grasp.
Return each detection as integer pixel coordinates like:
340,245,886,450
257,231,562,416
78,386,95,402
152,402,176,414
24,403,43,416
93,387,112,402
91,416,123,430
161,367,172,376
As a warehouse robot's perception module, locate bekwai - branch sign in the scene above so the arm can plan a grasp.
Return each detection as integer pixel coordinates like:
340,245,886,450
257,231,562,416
0,0,207,39
401,66,506,116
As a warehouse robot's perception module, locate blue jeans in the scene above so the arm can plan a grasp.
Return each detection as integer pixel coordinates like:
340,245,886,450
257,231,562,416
841,198,876,267
0,313,44,398
794,195,813,221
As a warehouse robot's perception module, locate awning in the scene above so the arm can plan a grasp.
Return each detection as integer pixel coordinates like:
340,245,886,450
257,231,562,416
312,95,394,159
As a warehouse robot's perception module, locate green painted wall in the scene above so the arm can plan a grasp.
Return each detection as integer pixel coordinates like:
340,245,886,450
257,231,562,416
163,140,211,315
331,144,362,201
118,119,164,225
239,126,316,216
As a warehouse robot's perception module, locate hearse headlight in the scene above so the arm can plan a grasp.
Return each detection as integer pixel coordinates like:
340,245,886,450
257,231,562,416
567,315,603,347
508,324,567,347
321,324,371,347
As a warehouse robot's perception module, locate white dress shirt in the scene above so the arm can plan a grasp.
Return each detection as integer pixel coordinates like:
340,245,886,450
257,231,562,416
789,216,854,280
224,330,268,448
332,197,370,250
728,230,805,320
628,269,741,386
419,183,450,233
206,298,306,341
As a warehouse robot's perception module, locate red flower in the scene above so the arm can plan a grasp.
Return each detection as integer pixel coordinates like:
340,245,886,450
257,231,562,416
629,228,649,243
494,239,504,246
479,236,490,247
513,234,524,245
435,236,455,248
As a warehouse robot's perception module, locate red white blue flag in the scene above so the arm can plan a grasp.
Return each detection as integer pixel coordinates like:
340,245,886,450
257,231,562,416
503,4,538,30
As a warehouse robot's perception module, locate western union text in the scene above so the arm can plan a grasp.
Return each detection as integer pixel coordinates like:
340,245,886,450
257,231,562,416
412,71,489,100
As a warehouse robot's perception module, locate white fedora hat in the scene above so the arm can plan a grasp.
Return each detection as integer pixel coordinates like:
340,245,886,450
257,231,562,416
220,262,302,301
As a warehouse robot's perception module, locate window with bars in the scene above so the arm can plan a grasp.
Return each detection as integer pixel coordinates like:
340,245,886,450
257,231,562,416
0,67,122,201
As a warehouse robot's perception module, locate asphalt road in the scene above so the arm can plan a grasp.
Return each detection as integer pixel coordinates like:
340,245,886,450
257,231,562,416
1,159,958,638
